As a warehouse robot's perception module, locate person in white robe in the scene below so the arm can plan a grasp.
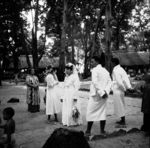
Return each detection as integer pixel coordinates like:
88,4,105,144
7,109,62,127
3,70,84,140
45,66,61,123
111,57,132,125
85,56,112,136
62,63,82,126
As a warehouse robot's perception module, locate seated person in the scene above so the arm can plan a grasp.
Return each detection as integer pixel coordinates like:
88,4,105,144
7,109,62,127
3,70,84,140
0,107,16,148
42,128,90,148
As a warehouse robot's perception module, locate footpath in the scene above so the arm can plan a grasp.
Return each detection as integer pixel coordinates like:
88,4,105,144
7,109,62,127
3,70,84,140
0,81,150,148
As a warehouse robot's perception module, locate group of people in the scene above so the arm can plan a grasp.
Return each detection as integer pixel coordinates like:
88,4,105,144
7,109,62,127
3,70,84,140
0,54,150,148
85,55,150,137
24,54,150,138
25,63,82,127
84,56,132,137
42,54,150,147
44,63,82,126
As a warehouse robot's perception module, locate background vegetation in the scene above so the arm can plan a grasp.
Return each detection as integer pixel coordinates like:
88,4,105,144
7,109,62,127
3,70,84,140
0,0,150,84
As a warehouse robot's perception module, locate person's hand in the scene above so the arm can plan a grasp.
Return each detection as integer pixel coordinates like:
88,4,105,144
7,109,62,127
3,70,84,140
110,90,113,95
102,91,108,99
73,99,77,102
127,88,134,93
34,85,38,89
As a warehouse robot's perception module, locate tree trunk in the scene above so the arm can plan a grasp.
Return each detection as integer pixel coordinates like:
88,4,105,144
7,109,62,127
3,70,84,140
12,33,19,73
58,0,67,81
116,22,120,51
105,0,112,72
20,24,31,69
32,29,38,71
32,0,39,73
83,47,89,78
91,4,105,56
13,51,19,73
0,59,2,86
71,28,75,64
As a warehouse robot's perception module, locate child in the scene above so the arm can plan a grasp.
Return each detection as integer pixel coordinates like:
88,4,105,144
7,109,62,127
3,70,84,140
0,107,16,148
140,74,150,136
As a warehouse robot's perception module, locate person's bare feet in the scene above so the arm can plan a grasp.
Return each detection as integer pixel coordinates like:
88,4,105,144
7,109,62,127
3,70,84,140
84,131,91,137
116,120,126,125
100,131,108,137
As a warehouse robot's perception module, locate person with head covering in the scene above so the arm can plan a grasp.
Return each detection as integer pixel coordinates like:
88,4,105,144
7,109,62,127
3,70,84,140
111,57,132,126
45,66,61,123
26,68,40,113
61,63,82,126
85,55,112,137
42,128,90,148
140,73,150,136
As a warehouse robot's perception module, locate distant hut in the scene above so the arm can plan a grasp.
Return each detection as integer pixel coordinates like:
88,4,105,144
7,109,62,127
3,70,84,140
16,55,59,82
112,51,150,73
18,55,59,71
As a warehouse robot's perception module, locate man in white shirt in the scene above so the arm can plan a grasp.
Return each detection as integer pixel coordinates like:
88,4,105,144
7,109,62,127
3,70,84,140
111,57,132,126
85,55,112,137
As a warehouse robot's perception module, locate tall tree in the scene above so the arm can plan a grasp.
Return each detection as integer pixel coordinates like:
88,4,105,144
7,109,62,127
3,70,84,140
111,0,136,51
22,0,48,71
59,0,67,80
31,0,39,71
0,0,31,85
128,2,150,51
105,0,112,72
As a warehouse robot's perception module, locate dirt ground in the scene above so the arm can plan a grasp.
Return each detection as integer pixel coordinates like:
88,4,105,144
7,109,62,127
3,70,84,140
0,81,150,148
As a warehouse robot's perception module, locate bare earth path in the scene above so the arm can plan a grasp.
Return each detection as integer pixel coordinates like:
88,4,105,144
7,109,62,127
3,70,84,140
0,81,150,148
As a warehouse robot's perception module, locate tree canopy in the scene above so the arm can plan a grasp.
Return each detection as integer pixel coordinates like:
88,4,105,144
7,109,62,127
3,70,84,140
0,0,149,82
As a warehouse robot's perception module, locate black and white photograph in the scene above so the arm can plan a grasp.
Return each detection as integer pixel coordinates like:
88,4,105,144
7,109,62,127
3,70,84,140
0,0,150,148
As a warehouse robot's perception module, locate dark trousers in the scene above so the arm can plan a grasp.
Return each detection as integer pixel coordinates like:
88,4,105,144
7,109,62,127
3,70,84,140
141,113,150,133
28,104,40,113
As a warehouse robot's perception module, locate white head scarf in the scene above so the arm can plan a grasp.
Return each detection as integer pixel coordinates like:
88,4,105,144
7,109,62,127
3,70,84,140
66,63,78,75
65,62,80,90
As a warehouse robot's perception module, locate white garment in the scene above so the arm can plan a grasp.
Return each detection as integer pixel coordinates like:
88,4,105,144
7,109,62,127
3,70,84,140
86,64,112,121
62,73,82,126
45,74,61,115
112,65,132,118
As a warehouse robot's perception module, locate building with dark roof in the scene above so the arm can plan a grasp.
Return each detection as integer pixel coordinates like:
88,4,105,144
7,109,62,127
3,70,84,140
10,55,59,69
112,51,149,67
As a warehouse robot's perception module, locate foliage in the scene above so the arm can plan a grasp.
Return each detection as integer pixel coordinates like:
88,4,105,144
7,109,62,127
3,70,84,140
127,2,150,51
110,0,137,51
0,0,149,81
0,0,31,72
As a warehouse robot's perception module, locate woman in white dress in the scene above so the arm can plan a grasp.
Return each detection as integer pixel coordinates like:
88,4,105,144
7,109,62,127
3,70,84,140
62,63,82,126
45,66,61,123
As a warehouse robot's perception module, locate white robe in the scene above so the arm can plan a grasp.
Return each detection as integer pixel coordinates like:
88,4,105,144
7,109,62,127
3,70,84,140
45,74,61,115
112,65,132,118
62,73,82,126
86,64,112,121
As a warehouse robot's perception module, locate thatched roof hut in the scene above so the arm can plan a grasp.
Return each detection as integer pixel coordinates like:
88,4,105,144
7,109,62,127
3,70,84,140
8,52,150,70
18,55,59,69
112,52,149,67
